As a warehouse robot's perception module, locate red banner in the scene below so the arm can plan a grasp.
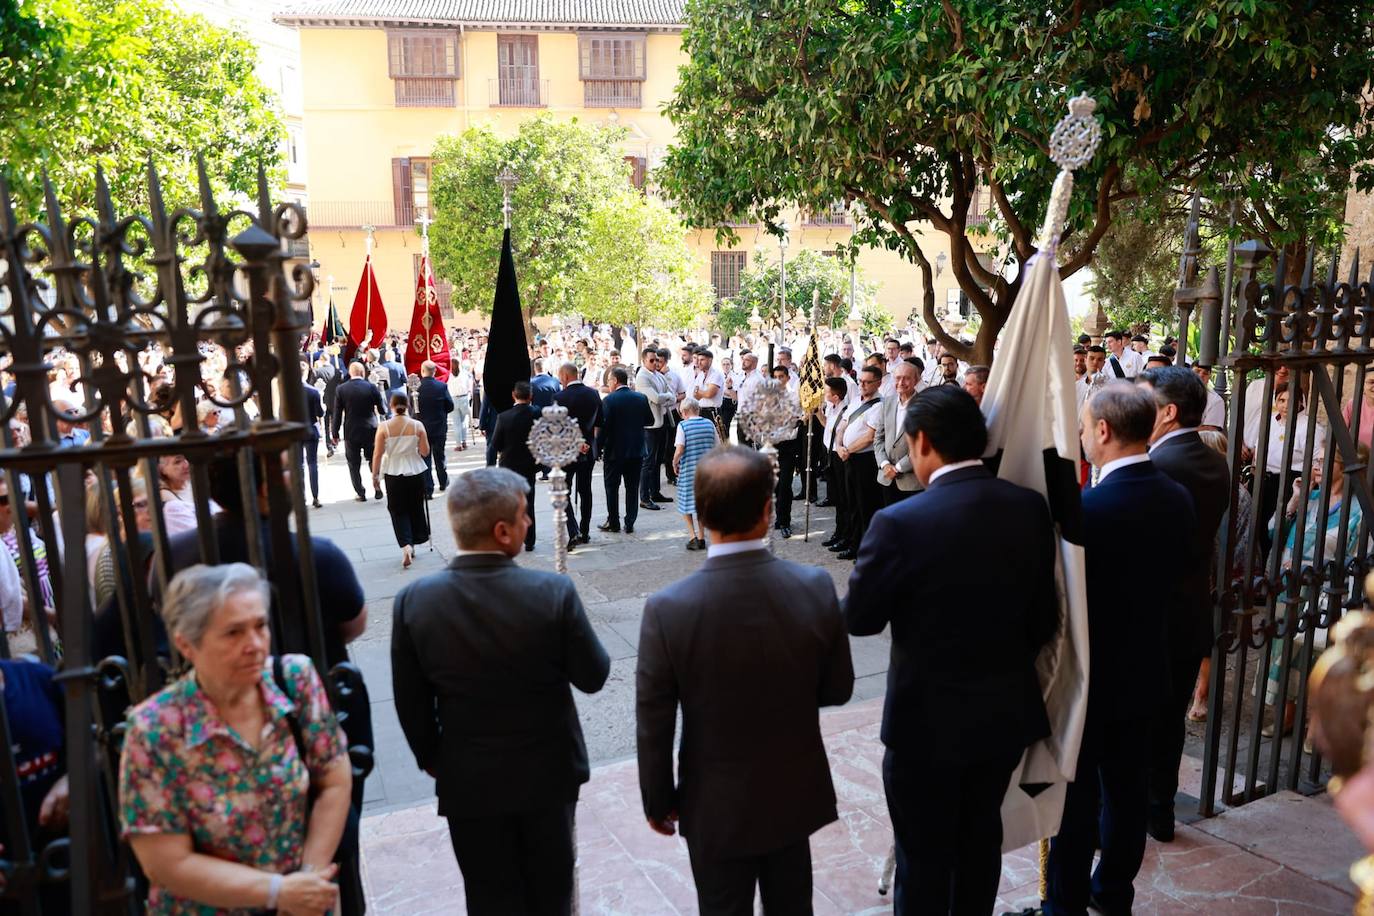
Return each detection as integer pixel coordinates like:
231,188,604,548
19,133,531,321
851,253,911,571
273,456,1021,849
347,255,388,359
405,255,451,382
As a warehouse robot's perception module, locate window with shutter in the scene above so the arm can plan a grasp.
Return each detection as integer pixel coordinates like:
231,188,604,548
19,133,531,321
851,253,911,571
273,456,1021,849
391,158,432,226
710,251,747,301
580,34,645,107
496,36,542,106
387,30,458,107
624,156,647,191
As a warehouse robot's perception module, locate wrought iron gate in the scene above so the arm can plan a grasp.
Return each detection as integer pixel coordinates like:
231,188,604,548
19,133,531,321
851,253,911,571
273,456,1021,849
1199,239,1374,815
0,162,370,912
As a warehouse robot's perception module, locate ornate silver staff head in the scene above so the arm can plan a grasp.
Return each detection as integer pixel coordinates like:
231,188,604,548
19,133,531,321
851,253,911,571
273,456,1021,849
739,379,799,447
527,405,584,469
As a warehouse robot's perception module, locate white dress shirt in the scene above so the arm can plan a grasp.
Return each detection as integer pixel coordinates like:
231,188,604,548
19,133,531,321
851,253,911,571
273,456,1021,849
1202,387,1226,429
841,398,880,452
927,458,983,484
706,537,768,558
1149,427,1197,452
1265,413,1325,473
1096,452,1152,484
692,367,726,408
1107,347,1145,379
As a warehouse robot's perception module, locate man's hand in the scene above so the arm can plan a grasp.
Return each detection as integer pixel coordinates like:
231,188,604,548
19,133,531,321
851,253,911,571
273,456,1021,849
579,442,590,455
647,810,679,837
836,447,849,461
882,464,898,480
1241,444,1254,463
38,775,69,829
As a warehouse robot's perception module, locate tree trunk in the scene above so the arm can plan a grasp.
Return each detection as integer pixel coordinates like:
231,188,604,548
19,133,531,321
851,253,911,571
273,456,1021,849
521,306,537,345
972,318,998,367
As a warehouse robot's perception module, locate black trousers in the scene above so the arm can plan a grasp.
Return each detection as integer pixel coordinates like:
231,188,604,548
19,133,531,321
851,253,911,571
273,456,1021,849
774,438,799,527
1258,470,1282,560
423,423,448,495
564,458,594,539
302,437,320,501
383,473,430,548
447,803,576,916
826,451,851,543
604,457,642,527
801,416,824,499
323,399,338,448
720,398,738,442
1148,652,1203,822
343,428,375,498
845,451,883,546
664,412,681,482
641,426,666,500
686,837,813,916
884,747,1020,915
883,484,916,506
520,470,537,549
1045,715,1150,915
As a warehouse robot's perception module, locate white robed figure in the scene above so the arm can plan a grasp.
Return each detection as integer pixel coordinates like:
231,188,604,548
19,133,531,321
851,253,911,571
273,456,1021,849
980,95,1097,852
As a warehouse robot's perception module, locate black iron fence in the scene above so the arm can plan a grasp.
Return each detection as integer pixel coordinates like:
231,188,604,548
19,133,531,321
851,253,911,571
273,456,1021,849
1201,240,1374,815
0,161,369,912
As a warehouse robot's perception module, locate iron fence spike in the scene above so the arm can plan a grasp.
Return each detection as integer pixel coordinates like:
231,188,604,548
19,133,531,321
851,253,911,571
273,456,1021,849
196,154,217,217
1301,245,1316,289
94,166,116,226
255,162,272,229
1349,248,1361,287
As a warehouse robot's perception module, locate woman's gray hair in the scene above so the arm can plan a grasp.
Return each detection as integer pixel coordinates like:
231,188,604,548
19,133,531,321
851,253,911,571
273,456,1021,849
160,563,269,647
680,397,701,415
446,467,530,547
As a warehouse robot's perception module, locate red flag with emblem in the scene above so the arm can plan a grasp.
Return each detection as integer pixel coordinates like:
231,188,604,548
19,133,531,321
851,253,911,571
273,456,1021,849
405,255,451,382
347,254,388,361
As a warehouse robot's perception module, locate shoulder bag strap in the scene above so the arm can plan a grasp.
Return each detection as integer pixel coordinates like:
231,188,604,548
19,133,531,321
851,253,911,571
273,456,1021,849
272,655,310,775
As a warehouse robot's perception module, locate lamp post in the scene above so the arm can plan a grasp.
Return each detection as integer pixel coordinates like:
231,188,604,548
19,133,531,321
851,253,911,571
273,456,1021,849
497,166,519,230
777,221,790,349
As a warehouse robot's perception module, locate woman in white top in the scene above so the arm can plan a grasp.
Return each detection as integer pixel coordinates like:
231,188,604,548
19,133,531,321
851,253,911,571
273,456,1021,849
371,392,431,568
447,357,474,450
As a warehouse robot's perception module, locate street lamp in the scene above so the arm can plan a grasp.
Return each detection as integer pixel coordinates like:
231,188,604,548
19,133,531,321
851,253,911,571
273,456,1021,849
936,251,948,277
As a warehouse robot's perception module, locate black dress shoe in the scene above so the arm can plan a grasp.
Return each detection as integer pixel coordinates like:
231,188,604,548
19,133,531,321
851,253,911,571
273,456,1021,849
638,500,661,511
686,538,701,551
651,494,672,503
779,526,792,539
355,495,367,503
597,521,620,533
815,499,833,508
525,543,535,552
374,489,384,500
625,524,635,534
312,499,322,509
566,538,577,552
828,541,849,552
1146,810,1175,843
578,534,591,545
836,548,857,560
821,537,838,548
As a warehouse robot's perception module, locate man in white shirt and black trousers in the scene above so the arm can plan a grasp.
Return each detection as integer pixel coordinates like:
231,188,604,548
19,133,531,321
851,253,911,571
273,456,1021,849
1103,330,1146,380
831,365,885,560
768,364,802,539
691,348,726,433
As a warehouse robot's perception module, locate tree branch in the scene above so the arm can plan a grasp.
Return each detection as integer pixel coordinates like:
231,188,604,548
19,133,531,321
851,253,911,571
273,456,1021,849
988,175,1033,260
1059,162,1120,278
1048,0,1085,36
940,0,965,51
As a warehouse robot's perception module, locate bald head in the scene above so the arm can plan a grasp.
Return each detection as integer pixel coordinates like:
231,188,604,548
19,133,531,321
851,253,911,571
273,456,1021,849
349,362,365,379
694,445,772,537
558,362,579,384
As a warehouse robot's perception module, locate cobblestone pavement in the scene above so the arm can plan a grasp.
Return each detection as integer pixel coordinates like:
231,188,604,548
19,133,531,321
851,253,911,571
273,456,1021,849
302,424,886,816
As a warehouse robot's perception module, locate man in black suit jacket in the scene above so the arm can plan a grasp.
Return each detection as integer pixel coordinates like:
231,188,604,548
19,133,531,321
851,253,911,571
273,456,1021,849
331,361,387,502
392,467,610,915
300,363,325,509
596,367,652,534
312,353,341,457
553,361,600,546
381,354,407,402
416,360,455,498
845,385,1058,915
637,446,853,913
1045,382,1195,915
489,380,540,552
1137,365,1231,841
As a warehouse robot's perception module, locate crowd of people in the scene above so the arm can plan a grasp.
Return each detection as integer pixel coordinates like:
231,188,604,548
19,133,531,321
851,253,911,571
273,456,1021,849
2,313,1367,916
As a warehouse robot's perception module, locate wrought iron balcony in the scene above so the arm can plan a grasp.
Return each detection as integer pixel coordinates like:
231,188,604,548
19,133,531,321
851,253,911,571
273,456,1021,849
393,77,457,108
489,78,548,107
583,80,642,108
306,201,409,229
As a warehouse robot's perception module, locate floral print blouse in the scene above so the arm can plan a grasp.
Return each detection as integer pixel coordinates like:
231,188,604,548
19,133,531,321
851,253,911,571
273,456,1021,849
118,654,346,915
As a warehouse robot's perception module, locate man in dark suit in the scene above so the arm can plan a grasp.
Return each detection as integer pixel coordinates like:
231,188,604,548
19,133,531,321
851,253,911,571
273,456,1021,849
637,445,853,913
530,358,561,408
331,361,387,502
1136,365,1230,841
392,466,610,916
416,359,455,498
1044,382,1195,915
489,380,540,552
301,361,325,509
845,385,1058,915
596,367,652,535
381,352,407,402
315,351,342,457
553,361,600,547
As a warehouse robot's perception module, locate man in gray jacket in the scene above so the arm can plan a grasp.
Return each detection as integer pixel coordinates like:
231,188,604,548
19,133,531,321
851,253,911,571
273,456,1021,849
636,445,854,913
392,467,610,915
871,359,922,505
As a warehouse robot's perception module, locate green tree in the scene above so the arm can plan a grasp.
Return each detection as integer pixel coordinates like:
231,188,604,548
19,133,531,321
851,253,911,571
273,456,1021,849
573,188,715,332
429,117,632,337
731,249,876,332
1,0,284,220
659,0,1374,366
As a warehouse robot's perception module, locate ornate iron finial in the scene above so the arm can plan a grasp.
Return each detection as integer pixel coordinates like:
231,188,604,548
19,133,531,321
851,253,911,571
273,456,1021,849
497,166,519,230
1037,94,1102,254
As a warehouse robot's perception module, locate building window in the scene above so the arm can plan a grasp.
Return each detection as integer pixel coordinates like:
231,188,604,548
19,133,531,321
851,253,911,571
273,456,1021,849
625,155,646,191
580,34,645,107
496,35,541,106
287,127,301,166
711,251,746,301
414,255,455,318
391,157,432,226
388,30,459,107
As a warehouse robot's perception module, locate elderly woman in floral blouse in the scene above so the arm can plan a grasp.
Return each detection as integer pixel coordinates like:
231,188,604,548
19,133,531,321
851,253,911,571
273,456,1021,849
118,563,350,915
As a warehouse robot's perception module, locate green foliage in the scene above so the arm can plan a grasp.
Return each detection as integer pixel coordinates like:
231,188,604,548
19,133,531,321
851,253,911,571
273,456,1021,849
429,117,634,330
731,248,875,331
573,188,714,331
0,0,285,219
659,0,1374,365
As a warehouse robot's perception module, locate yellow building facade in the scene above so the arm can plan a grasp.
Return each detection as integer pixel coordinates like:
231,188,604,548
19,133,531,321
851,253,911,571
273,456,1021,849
276,0,977,332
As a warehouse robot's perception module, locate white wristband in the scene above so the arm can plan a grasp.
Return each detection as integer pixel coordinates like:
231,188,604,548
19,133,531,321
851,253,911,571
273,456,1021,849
266,873,283,910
